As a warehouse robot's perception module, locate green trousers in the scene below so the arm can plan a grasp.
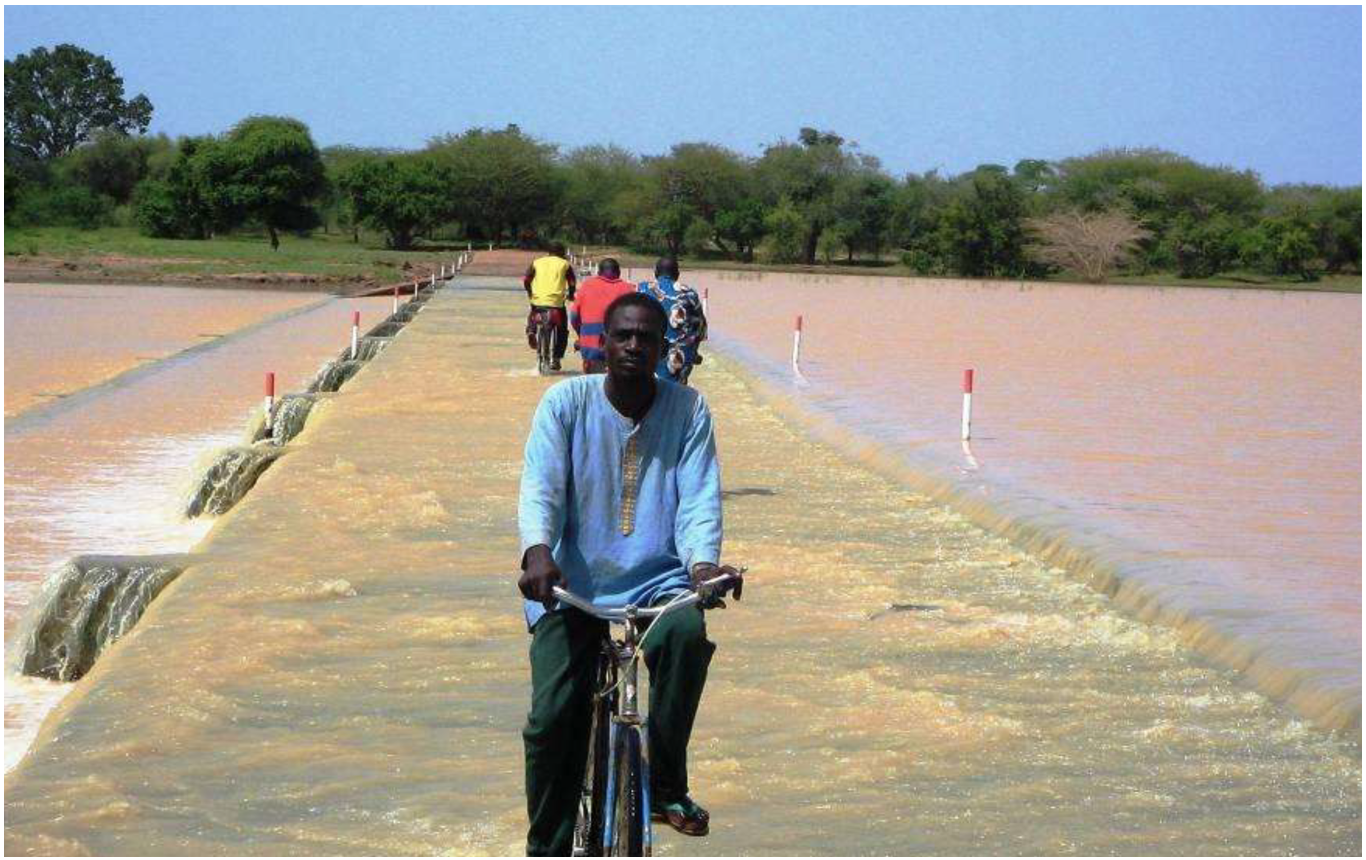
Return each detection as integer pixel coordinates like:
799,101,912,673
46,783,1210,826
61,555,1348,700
522,605,716,856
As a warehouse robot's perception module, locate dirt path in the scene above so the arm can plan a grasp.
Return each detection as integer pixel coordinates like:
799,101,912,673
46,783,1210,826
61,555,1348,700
4,280,1358,856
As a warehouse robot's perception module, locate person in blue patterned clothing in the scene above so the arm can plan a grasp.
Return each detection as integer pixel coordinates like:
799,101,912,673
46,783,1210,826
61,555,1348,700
637,257,707,385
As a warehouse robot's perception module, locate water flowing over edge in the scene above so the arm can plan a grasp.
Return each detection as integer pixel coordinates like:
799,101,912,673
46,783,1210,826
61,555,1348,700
708,332,1362,738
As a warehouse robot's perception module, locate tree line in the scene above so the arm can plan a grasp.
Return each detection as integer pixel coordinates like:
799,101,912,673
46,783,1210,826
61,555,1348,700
7,43,1361,283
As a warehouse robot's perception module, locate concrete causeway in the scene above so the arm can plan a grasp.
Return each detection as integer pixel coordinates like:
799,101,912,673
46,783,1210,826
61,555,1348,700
5,278,1359,856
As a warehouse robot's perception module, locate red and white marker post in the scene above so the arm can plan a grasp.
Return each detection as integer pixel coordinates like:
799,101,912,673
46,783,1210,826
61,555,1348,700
350,311,360,360
961,368,974,441
792,314,804,368
264,372,275,420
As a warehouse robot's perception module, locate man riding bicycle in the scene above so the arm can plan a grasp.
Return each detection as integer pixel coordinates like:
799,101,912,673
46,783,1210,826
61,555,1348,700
524,243,578,371
569,257,636,374
636,257,707,385
518,291,741,855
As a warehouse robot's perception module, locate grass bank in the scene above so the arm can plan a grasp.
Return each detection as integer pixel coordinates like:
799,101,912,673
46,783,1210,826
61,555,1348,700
3,226,465,294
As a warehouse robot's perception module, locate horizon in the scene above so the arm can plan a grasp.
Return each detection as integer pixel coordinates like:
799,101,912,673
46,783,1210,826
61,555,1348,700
4,6,1362,187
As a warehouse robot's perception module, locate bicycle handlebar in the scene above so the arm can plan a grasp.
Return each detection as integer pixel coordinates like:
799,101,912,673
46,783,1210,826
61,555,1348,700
551,572,741,622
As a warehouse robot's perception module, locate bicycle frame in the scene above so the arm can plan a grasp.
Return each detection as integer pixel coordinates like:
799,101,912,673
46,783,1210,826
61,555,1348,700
559,574,740,857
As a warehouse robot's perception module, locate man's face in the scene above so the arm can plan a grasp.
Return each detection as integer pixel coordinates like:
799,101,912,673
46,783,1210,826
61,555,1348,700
604,305,663,382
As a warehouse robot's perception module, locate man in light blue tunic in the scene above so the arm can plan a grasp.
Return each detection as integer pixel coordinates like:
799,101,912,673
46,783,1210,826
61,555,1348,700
518,292,740,854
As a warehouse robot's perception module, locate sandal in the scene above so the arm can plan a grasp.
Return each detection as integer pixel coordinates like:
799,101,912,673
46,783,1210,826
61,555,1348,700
651,795,710,836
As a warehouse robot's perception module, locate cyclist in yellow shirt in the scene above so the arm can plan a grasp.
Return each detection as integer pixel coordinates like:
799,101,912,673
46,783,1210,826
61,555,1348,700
523,243,577,371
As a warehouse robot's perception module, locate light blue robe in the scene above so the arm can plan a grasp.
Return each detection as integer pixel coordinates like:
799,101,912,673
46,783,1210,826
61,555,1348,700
518,374,722,629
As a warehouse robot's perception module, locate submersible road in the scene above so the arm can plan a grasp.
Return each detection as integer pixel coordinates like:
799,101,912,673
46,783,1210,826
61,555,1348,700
4,279,1359,855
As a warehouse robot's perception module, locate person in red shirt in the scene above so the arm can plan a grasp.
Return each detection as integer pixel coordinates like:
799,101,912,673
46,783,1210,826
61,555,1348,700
569,258,637,373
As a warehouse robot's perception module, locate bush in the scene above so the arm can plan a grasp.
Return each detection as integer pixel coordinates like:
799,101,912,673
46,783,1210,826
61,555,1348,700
761,199,805,263
682,217,713,255
11,185,112,229
131,179,184,237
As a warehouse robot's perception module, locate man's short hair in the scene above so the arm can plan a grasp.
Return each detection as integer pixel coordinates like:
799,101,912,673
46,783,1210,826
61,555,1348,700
654,257,680,280
604,292,667,337
550,242,567,257
599,257,621,278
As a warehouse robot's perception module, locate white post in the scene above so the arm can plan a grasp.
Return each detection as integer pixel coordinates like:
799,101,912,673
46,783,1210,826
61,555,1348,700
701,288,709,316
350,311,360,360
430,272,436,287
791,314,803,368
392,284,399,314
467,241,472,252
961,369,974,441
264,372,275,421
413,279,420,299
488,241,493,251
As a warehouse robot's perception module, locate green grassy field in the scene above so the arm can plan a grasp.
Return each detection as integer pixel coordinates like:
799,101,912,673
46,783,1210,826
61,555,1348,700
3,226,466,288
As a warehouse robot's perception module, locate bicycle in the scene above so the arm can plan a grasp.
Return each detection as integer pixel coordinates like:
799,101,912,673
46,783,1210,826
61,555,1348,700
553,571,742,857
529,307,564,375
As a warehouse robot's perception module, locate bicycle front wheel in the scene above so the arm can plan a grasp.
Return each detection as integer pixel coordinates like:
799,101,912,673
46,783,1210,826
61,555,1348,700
606,723,649,856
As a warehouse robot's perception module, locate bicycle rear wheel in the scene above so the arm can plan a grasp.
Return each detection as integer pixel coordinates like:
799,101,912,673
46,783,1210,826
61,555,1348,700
536,321,552,375
606,723,648,856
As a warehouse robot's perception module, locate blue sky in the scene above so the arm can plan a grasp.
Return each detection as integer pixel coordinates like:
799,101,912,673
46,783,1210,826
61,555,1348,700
5,5,1361,186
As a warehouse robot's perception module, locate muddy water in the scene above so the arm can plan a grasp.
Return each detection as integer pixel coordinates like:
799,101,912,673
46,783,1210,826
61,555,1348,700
4,283,327,416
3,283,1357,856
688,270,1362,731
4,285,393,769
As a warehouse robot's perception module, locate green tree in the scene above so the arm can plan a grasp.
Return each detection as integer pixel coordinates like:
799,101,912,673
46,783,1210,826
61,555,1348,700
220,116,327,249
1165,212,1239,278
757,128,868,264
132,135,231,239
888,170,951,251
58,130,173,205
932,167,1030,277
5,44,153,161
336,155,451,250
557,144,643,244
1240,211,1319,281
714,199,768,263
830,172,895,261
427,124,559,244
321,145,399,240
761,198,806,263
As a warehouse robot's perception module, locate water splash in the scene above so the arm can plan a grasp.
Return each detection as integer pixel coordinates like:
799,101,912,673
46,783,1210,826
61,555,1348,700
185,443,283,518
308,360,363,393
267,394,317,445
354,337,392,363
12,554,188,682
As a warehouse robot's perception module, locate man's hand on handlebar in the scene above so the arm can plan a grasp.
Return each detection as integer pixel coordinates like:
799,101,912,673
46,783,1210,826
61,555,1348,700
519,544,564,609
690,562,744,609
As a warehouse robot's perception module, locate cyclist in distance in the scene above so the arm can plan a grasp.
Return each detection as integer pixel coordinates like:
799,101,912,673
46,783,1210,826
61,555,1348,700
636,257,707,384
518,291,742,855
569,257,636,373
524,242,577,371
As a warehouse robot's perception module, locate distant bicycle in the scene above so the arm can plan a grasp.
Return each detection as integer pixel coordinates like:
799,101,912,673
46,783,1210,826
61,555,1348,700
529,307,565,375
554,571,744,857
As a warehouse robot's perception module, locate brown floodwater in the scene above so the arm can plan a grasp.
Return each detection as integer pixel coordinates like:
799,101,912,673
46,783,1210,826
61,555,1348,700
2,283,1358,856
4,284,394,768
688,270,1362,731
4,283,326,416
